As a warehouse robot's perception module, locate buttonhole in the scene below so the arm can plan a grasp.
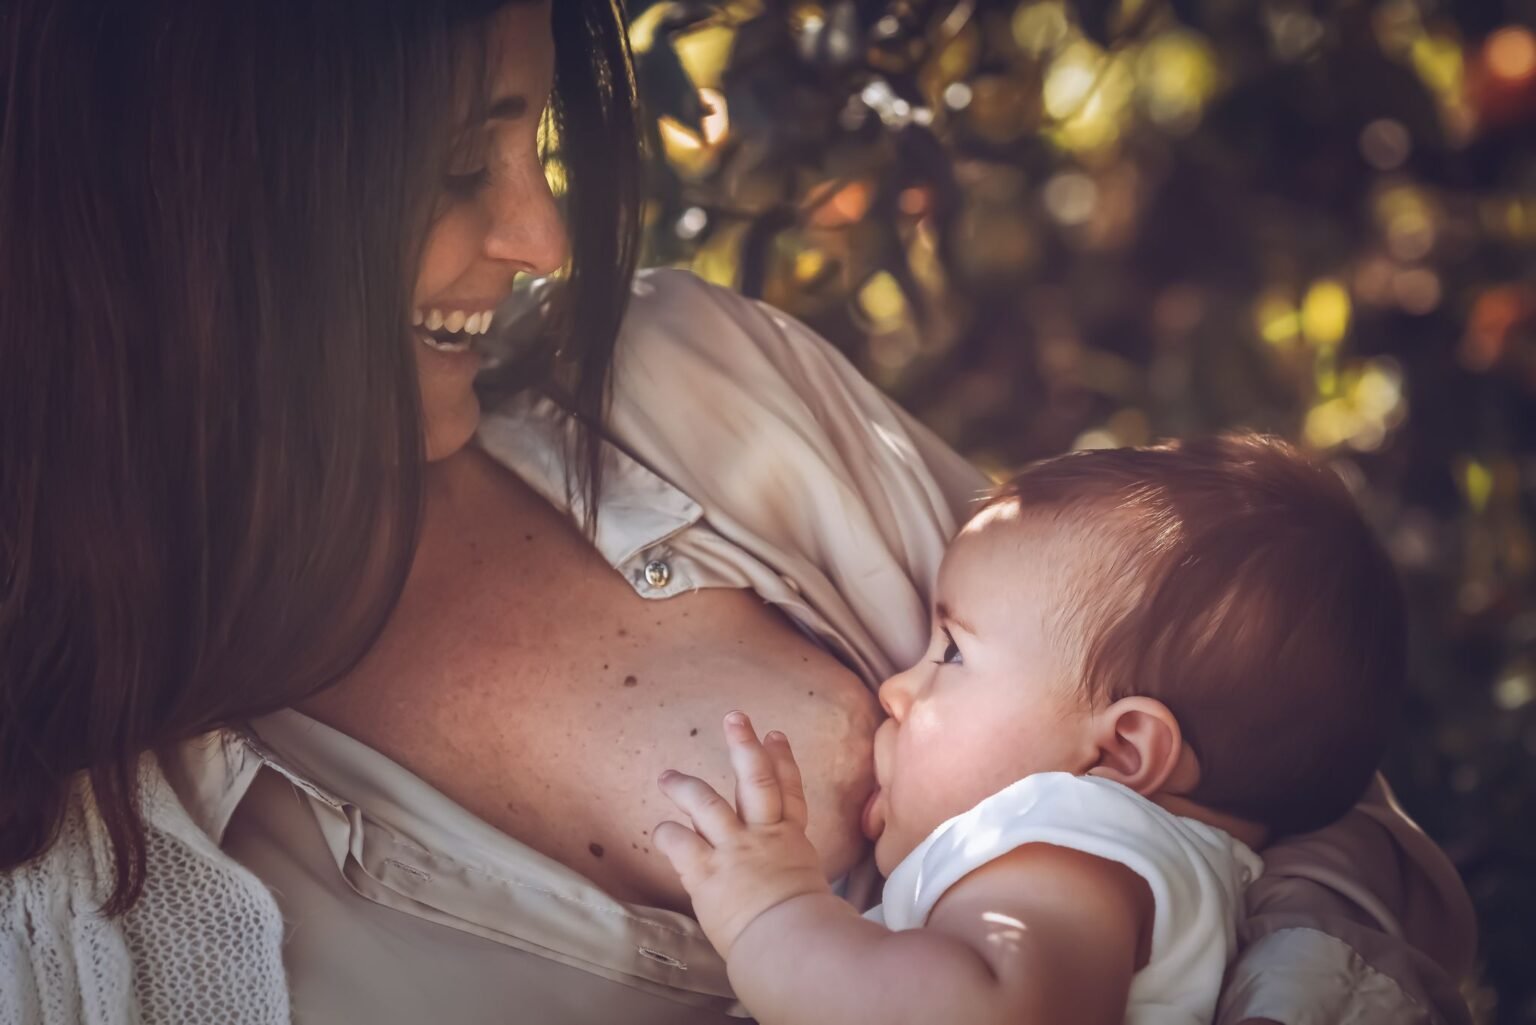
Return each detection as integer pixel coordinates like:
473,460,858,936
637,947,688,970
381,858,432,883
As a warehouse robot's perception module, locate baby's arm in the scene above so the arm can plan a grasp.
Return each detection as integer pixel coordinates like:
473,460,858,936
656,714,1152,1025
731,841,1150,1025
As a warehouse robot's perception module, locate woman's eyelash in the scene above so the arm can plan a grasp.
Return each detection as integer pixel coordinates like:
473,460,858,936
443,167,491,197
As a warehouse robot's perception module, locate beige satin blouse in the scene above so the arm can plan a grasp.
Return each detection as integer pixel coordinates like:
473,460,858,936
166,269,1476,1025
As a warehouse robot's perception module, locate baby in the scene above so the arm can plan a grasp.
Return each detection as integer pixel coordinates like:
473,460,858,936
654,434,1404,1025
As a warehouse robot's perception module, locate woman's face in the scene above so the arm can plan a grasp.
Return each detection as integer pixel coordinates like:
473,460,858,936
413,1,568,462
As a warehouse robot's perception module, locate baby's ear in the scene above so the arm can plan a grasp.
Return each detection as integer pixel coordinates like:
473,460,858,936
1084,697,1194,798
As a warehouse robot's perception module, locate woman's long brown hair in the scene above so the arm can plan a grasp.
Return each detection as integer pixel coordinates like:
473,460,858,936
0,0,639,911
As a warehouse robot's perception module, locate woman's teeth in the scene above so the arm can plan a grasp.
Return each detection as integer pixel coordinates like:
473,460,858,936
411,307,495,353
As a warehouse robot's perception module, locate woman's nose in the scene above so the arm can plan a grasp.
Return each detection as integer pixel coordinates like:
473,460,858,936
483,160,569,277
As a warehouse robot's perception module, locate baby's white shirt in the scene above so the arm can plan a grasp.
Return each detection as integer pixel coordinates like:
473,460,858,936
865,772,1264,1025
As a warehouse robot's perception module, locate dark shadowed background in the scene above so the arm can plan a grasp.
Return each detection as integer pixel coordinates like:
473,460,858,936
605,1,1535,1021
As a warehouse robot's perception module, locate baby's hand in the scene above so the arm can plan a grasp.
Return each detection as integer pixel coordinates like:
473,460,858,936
655,712,831,957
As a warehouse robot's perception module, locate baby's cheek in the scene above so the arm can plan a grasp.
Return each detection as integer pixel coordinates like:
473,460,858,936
908,748,996,827
877,785,948,872
873,828,902,877
885,761,938,833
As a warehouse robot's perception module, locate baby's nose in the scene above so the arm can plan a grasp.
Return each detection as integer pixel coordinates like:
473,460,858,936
877,671,915,721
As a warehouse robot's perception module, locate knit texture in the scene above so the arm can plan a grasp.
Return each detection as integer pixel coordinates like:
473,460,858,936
1,762,289,1025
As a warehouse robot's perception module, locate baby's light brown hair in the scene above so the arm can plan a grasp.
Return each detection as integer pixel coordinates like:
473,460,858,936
991,433,1405,837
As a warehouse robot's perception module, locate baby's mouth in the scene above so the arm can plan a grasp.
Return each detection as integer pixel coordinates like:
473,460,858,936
861,785,885,841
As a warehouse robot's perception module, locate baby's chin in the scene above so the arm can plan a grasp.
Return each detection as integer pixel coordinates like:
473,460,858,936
873,829,914,877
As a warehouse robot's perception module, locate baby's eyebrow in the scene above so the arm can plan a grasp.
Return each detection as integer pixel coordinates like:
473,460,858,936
935,601,977,636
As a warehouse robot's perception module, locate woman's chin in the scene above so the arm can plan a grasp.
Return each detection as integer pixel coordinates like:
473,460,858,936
422,392,483,462
414,330,487,462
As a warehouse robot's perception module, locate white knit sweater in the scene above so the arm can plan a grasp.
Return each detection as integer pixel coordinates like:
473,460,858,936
0,760,289,1025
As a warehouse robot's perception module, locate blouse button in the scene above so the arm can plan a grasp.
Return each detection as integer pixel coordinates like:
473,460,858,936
643,559,672,589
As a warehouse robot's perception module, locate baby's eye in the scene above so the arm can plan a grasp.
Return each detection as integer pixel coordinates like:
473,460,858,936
932,631,962,666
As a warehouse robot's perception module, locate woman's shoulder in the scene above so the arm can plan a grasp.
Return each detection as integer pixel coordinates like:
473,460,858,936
0,752,265,910
1,780,134,1021
2,776,117,907
609,269,985,512
614,268,849,385
619,267,778,340
0,758,289,1025
602,272,983,525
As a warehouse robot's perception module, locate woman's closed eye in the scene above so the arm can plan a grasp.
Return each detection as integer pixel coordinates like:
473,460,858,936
443,166,492,198
442,131,497,199
442,104,548,202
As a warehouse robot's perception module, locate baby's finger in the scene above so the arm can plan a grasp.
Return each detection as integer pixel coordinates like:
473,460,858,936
652,820,712,880
658,769,742,845
724,711,783,825
764,730,809,828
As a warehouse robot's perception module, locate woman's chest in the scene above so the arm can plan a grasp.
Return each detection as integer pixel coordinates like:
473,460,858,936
301,463,879,907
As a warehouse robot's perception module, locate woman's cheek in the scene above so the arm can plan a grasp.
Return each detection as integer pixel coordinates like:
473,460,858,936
415,206,480,301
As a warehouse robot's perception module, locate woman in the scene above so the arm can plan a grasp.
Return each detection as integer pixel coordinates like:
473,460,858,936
0,1,1476,1023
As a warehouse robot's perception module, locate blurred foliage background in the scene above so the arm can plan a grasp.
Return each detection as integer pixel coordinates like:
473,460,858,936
618,0,1536,1020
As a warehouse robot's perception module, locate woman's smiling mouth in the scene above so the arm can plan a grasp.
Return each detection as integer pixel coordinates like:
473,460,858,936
412,304,498,353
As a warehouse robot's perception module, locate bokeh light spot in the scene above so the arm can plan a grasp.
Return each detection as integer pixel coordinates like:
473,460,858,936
675,206,708,240
1302,280,1352,347
807,179,874,228
1256,291,1300,346
1136,30,1220,133
1042,172,1097,225
698,89,730,146
899,187,930,217
1495,670,1535,711
1393,268,1442,314
1461,459,1494,512
1012,1,1071,58
1359,118,1412,171
1486,26,1536,82
944,81,974,110
1044,42,1103,120
858,272,910,332
1410,33,1464,105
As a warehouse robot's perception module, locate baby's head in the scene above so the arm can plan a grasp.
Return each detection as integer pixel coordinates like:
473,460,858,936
865,434,1404,874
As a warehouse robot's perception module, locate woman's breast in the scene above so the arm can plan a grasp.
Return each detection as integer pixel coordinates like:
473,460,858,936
302,568,881,910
